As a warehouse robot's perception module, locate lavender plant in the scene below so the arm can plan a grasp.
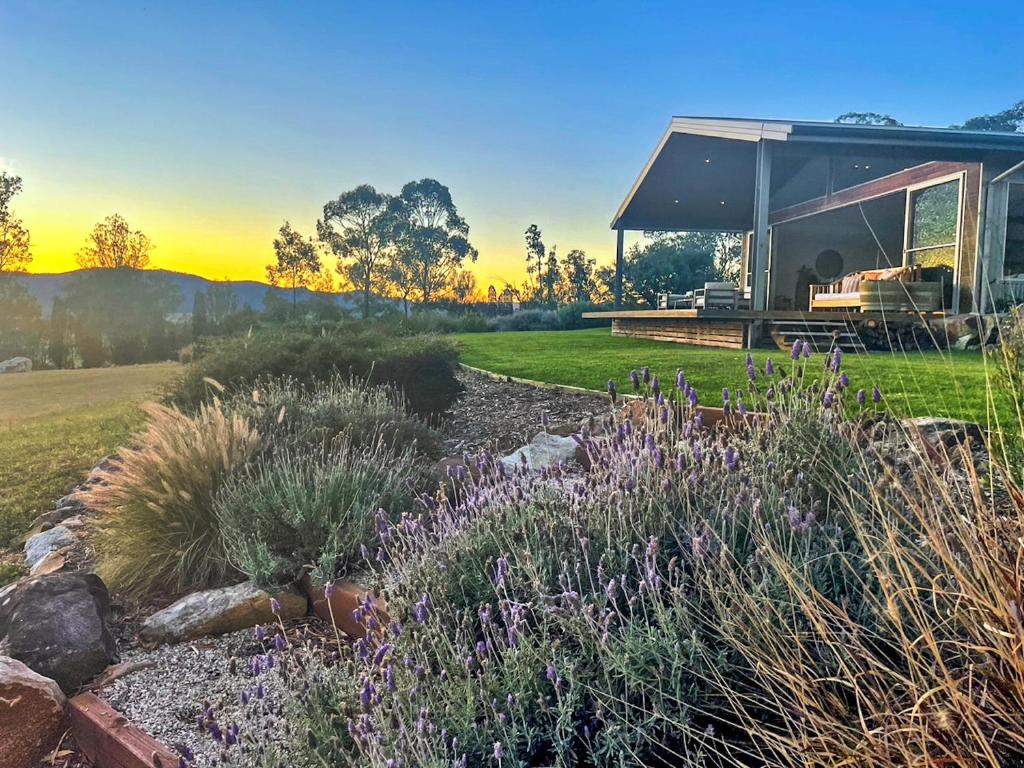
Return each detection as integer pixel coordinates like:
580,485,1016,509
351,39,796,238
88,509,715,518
190,339,1024,768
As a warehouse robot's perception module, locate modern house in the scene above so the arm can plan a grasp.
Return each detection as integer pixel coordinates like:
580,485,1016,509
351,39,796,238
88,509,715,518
591,117,1024,349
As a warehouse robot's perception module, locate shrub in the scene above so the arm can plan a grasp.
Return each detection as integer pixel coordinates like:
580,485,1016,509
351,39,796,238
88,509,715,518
78,403,260,594
225,376,442,459
167,325,462,418
488,308,559,332
204,345,1024,768
554,301,612,330
215,438,418,589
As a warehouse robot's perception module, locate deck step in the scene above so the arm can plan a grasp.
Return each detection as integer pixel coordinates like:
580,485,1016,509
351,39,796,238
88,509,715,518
766,318,867,354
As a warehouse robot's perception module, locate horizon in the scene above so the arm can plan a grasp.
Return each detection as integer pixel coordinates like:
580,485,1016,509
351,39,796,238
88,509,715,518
3,0,1022,289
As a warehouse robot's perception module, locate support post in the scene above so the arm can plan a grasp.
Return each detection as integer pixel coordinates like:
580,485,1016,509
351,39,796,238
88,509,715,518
750,140,773,313
614,228,625,308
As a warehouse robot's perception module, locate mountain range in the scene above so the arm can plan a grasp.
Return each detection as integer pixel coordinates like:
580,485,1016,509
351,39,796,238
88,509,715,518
11,269,366,316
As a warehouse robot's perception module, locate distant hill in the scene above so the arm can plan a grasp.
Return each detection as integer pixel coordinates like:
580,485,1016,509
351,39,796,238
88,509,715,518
12,269,370,317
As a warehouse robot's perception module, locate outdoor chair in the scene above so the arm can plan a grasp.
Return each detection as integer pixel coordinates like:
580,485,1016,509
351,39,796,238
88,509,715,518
693,282,739,310
657,292,689,310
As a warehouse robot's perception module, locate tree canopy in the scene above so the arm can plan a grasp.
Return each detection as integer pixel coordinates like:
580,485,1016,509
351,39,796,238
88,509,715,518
76,214,152,269
267,221,323,313
0,171,32,273
318,184,395,319
391,179,477,305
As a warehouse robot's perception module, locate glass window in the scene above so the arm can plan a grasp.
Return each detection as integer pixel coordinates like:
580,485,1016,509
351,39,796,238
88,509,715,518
1005,184,1024,278
906,179,960,277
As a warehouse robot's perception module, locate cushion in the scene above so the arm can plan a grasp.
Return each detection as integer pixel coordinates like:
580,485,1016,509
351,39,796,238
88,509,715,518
814,291,860,303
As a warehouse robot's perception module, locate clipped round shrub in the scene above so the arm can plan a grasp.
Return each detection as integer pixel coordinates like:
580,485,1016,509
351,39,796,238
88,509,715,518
215,437,418,589
78,403,260,594
167,325,462,418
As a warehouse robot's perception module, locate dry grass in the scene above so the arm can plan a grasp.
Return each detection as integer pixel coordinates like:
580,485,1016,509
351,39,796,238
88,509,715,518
78,402,260,594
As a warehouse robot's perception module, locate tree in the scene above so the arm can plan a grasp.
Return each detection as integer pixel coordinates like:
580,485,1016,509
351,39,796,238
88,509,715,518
0,171,31,273
205,283,241,326
524,224,546,301
958,100,1024,132
48,295,73,368
561,249,597,303
76,213,152,269
543,245,560,304
619,233,720,307
835,112,903,126
192,291,210,339
266,221,322,315
444,269,479,304
318,184,395,319
391,179,477,305
0,275,43,361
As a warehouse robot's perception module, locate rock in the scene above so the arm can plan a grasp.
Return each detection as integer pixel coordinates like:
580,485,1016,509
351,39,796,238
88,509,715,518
904,417,985,449
304,577,388,639
0,656,67,768
0,573,118,692
30,549,70,577
139,581,307,645
500,432,580,470
55,495,85,512
954,333,976,351
23,526,76,570
0,356,31,374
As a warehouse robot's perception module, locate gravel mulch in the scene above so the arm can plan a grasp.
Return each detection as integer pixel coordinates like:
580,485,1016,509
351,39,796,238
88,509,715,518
442,366,610,454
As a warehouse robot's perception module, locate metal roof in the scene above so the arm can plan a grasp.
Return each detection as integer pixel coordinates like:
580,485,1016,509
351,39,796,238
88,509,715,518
611,117,1024,229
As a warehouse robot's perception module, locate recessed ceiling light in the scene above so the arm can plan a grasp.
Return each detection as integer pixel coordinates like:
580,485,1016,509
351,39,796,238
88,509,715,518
864,164,871,170
673,199,679,204
720,200,726,206
704,158,711,164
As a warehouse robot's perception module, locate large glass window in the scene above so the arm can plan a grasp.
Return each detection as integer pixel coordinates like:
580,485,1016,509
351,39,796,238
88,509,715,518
906,179,960,278
1005,183,1024,278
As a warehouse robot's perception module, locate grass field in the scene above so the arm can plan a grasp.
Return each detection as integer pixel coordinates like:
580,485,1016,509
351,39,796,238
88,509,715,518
0,363,180,545
456,328,1013,429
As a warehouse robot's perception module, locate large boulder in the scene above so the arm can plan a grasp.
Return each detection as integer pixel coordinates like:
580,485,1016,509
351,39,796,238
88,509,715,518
0,356,31,374
23,526,76,571
0,656,67,768
904,417,985,450
500,431,580,471
0,573,118,693
139,581,307,645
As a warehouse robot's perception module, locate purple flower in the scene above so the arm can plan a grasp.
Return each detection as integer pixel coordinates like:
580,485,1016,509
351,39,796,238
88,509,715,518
724,446,739,472
722,387,730,403
629,369,640,390
494,742,504,761
607,379,617,403
541,412,550,427
269,597,281,615
831,347,843,373
676,369,686,390
839,372,849,389
823,391,834,408
856,388,866,406
641,366,651,384
872,385,882,403
687,388,698,407
747,363,756,382
802,341,812,359
765,358,775,376
791,339,802,361
545,664,558,682
746,352,754,368
274,633,286,652
737,400,747,417
324,581,336,599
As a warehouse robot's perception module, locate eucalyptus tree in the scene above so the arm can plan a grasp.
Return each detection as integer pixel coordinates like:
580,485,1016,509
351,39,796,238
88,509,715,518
318,184,395,319
391,179,477,305
267,221,322,316
0,171,31,273
76,213,152,269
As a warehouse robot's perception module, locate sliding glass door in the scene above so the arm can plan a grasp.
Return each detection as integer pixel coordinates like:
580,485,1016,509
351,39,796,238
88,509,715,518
904,175,964,307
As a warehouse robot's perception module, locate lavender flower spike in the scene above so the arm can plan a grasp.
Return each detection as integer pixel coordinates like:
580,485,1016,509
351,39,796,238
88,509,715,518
872,384,882,403
856,388,866,406
791,338,803,361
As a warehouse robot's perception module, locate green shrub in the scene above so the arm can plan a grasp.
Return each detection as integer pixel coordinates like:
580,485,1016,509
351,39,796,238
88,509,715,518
78,403,260,594
167,325,462,418
488,308,559,332
215,438,418,589
554,301,612,330
225,376,442,459
0,561,25,587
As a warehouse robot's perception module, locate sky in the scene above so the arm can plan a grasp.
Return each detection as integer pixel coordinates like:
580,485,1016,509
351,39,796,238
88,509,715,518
2,0,1023,289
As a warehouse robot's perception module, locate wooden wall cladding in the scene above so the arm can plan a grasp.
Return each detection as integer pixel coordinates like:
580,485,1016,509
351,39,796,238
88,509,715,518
612,318,747,348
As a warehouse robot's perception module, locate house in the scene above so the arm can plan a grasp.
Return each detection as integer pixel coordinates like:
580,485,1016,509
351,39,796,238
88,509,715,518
590,117,1024,349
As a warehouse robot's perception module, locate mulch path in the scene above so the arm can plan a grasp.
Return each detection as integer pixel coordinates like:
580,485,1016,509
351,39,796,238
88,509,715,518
441,367,611,455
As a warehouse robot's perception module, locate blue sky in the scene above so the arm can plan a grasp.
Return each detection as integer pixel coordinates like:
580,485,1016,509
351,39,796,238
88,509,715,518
2,0,1022,285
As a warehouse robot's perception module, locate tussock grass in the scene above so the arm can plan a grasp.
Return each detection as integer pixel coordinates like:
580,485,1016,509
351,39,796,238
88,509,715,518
78,402,260,594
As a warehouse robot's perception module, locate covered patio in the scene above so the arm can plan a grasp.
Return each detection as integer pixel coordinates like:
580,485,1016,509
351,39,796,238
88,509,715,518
590,117,1024,349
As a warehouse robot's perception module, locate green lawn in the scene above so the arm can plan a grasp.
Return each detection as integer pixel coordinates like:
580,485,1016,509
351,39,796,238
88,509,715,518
0,363,180,545
456,328,1012,429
